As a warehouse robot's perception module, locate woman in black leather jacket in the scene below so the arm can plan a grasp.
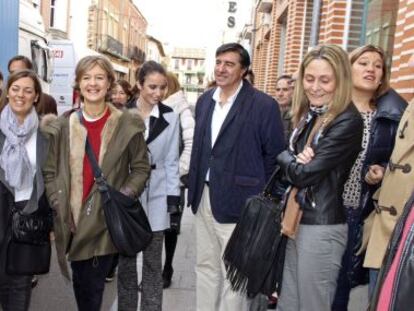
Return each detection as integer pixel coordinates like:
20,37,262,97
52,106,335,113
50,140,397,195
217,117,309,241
333,45,406,310
276,45,363,311
369,190,414,311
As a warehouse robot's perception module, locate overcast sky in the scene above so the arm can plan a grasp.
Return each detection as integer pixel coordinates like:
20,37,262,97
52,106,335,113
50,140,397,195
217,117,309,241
133,0,252,50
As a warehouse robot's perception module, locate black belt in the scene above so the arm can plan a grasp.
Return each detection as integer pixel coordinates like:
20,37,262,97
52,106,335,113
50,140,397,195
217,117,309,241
205,181,210,187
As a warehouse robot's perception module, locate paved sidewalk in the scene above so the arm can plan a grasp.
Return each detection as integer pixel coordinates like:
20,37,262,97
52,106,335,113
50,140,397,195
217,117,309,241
31,206,368,310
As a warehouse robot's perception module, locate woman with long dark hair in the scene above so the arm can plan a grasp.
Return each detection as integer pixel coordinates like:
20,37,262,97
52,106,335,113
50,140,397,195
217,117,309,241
118,61,180,311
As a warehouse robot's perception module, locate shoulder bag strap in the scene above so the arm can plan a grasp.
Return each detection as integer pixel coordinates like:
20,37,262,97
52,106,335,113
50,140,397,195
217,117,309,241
76,110,108,192
263,166,281,197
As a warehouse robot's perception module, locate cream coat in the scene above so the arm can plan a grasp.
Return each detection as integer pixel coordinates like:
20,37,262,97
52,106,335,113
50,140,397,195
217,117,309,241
364,101,414,269
163,90,194,178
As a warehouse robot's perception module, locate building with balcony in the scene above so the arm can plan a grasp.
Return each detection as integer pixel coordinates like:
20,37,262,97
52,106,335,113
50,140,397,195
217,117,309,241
87,0,147,80
168,48,206,105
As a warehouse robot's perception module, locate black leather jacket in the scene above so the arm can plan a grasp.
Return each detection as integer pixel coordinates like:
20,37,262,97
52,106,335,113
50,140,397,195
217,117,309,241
360,89,407,218
370,192,414,311
277,104,363,225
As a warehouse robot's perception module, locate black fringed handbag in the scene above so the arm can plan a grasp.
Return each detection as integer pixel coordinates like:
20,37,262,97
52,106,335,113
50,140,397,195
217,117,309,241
223,167,287,297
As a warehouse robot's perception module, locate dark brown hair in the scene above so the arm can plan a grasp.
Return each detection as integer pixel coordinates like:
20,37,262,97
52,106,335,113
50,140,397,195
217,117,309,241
0,69,42,113
135,60,166,86
7,55,33,72
349,44,389,101
113,79,133,99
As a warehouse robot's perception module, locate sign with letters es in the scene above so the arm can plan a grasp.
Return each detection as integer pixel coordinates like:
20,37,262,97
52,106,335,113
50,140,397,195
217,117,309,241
227,1,237,28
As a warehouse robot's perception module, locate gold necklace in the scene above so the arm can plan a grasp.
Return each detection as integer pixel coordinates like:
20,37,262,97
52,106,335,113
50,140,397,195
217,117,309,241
83,105,107,118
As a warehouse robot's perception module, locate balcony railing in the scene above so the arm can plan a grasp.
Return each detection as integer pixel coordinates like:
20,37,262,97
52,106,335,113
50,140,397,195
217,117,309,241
128,46,146,63
257,0,273,13
98,34,124,59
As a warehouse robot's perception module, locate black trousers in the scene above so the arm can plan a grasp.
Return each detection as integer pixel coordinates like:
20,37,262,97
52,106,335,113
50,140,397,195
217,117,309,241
0,209,32,311
0,272,32,311
0,242,31,311
71,254,113,311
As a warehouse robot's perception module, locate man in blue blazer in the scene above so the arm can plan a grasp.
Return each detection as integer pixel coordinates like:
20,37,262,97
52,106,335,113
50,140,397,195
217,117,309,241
188,43,285,310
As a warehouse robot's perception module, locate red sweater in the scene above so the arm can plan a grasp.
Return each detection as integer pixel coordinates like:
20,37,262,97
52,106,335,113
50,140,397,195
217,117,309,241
82,109,111,202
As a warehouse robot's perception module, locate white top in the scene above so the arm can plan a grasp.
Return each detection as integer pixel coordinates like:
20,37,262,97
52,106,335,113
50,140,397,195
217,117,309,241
15,131,37,202
142,104,160,140
206,81,243,181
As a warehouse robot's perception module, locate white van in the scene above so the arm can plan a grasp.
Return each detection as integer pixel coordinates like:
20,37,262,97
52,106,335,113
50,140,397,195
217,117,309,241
19,0,53,93
49,40,102,114
48,40,77,113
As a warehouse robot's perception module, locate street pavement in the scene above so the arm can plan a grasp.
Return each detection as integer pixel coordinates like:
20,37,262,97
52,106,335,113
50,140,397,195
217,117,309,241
31,207,368,311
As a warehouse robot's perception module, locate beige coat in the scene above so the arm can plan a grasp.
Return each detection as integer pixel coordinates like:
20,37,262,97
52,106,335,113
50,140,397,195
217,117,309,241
364,101,414,269
42,104,150,279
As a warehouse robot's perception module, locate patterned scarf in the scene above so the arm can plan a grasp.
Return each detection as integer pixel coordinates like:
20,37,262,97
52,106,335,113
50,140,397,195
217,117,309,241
289,105,328,152
0,104,38,190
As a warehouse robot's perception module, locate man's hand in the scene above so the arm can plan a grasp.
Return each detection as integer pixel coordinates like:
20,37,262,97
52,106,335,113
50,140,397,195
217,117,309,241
296,147,315,164
365,164,385,185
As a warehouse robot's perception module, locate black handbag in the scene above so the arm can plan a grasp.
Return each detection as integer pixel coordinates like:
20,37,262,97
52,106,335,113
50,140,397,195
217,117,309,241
6,200,53,275
81,113,153,257
223,167,287,297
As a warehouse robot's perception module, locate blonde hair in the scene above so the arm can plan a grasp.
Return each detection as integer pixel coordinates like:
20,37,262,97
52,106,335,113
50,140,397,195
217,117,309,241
291,44,353,127
349,44,389,101
73,55,115,91
164,72,181,99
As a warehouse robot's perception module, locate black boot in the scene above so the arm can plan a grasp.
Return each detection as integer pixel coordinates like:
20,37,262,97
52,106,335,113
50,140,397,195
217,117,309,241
162,266,174,289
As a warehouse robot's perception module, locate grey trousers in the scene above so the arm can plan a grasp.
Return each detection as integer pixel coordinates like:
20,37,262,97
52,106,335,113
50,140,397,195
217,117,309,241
118,254,139,311
277,224,347,311
141,232,164,311
117,232,164,311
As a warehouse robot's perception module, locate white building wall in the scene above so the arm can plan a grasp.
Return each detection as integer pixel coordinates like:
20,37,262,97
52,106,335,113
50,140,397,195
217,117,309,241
53,0,69,32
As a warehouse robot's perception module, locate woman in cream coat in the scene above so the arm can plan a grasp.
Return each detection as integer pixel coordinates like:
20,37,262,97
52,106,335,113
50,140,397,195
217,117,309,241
161,72,194,288
364,100,414,290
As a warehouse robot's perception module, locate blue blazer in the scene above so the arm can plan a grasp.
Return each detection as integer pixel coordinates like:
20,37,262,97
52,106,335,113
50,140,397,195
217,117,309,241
188,81,285,223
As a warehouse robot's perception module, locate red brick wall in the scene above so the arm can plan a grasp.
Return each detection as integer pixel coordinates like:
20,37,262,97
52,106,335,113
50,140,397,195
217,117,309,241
283,0,306,74
251,0,414,101
319,0,347,46
264,0,280,97
390,0,414,101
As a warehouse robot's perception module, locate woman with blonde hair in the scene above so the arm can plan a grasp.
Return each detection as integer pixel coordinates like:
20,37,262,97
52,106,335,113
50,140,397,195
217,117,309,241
332,45,406,310
162,72,194,288
276,45,363,311
42,55,150,310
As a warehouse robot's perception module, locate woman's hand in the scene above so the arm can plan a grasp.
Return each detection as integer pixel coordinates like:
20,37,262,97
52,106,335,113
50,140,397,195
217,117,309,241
296,147,315,164
365,164,385,185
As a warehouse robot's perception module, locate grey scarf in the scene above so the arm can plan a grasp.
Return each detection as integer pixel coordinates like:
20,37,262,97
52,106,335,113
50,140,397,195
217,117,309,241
0,104,38,190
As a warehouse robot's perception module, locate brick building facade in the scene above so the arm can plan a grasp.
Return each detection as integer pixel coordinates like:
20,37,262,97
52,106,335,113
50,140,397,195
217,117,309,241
87,0,147,81
250,0,413,101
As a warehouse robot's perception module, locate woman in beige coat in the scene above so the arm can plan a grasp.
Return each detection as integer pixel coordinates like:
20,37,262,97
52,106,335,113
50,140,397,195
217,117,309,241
363,100,414,292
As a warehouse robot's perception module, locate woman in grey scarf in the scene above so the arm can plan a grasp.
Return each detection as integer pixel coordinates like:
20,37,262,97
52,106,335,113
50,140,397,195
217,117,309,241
0,69,52,311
